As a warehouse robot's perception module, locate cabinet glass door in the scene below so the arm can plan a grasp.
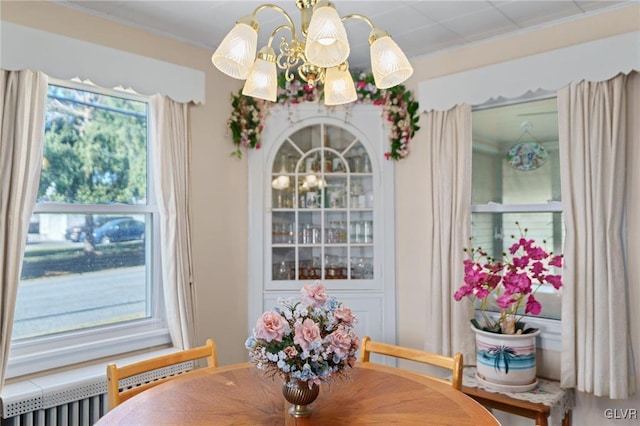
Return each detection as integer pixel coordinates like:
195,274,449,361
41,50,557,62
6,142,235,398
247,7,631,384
270,123,374,282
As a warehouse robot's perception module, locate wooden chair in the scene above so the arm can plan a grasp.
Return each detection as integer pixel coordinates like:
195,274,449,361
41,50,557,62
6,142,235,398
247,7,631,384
360,336,463,391
106,339,217,409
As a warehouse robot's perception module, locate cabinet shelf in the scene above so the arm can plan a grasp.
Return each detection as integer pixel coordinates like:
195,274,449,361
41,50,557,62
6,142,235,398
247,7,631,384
268,121,378,285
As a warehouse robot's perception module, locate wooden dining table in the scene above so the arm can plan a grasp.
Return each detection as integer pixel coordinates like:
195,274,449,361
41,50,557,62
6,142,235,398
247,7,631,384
95,362,499,425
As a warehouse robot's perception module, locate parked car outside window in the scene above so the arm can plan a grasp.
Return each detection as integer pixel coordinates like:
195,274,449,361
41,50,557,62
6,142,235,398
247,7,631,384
92,218,145,244
65,215,131,242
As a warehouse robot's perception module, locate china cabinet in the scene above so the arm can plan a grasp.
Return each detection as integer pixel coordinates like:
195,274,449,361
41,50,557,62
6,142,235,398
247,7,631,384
248,104,396,347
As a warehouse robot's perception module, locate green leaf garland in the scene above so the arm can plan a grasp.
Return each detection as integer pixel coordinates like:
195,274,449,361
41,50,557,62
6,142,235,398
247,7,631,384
227,72,420,160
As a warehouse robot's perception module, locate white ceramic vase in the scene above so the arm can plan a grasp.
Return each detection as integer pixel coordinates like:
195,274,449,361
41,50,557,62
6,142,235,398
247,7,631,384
472,324,540,392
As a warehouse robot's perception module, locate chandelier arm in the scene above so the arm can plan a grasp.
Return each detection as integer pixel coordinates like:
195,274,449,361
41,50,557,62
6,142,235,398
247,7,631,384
252,4,299,43
341,13,375,29
267,24,295,48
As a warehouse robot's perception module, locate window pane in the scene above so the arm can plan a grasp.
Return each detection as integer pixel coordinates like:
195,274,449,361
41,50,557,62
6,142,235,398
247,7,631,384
14,83,153,343
472,97,563,321
472,98,560,205
16,213,149,340
40,85,147,205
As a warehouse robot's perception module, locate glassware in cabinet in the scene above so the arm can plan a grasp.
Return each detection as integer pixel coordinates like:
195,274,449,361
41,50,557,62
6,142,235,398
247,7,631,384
269,122,376,284
272,212,295,245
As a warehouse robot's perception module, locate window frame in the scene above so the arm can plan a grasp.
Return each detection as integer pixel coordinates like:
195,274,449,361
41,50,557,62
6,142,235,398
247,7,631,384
6,79,171,379
471,94,562,351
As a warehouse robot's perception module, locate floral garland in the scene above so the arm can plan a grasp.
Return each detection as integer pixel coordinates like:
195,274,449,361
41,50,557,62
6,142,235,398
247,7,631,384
227,72,420,160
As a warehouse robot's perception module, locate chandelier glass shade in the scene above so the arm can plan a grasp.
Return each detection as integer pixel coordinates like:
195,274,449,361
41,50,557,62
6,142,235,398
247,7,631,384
242,46,278,101
324,63,357,105
211,0,413,105
369,28,414,89
212,17,259,80
304,2,350,68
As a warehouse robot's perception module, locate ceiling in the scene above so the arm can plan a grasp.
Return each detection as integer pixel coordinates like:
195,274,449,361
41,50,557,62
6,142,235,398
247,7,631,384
55,0,629,72
52,0,629,145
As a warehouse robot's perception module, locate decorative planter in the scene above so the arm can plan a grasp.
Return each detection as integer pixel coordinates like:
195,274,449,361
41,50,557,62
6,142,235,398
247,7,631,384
472,324,540,392
282,379,320,417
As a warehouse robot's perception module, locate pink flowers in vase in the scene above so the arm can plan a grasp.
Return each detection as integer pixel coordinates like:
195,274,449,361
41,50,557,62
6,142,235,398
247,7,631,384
453,222,563,334
246,283,359,386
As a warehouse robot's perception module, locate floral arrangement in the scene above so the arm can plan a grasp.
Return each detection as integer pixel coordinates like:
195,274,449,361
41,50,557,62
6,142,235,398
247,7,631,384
245,283,359,386
228,93,267,158
453,223,563,334
227,72,420,160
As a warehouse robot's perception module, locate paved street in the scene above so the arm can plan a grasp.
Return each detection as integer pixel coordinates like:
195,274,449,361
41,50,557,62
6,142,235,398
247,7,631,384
13,266,146,339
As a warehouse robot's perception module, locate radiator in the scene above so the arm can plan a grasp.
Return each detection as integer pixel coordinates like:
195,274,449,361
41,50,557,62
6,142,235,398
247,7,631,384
1,362,194,426
2,394,107,426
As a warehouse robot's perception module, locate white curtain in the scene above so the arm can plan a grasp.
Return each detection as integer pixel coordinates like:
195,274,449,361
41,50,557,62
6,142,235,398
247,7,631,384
558,72,638,398
423,104,475,360
0,69,48,387
149,95,197,349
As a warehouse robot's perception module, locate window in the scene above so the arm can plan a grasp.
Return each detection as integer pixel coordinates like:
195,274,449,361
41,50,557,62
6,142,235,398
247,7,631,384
8,80,170,378
471,96,563,321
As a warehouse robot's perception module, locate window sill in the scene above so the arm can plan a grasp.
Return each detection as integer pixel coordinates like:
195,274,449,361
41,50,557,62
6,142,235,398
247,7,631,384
525,316,562,352
6,323,171,379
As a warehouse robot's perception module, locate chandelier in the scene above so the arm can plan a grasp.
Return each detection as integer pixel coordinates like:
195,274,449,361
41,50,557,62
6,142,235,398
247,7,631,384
211,0,413,105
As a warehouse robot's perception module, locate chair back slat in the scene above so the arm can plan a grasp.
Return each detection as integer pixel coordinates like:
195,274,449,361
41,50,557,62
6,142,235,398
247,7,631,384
360,336,463,391
106,339,217,410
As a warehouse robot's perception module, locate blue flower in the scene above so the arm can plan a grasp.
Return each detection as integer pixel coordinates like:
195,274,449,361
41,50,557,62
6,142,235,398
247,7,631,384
244,336,256,349
324,297,339,312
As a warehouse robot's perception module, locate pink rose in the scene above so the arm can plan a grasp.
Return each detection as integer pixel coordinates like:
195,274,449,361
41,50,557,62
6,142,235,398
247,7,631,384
284,346,298,359
327,326,353,358
255,310,289,342
334,306,355,325
300,284,328,308
293,318,321,352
